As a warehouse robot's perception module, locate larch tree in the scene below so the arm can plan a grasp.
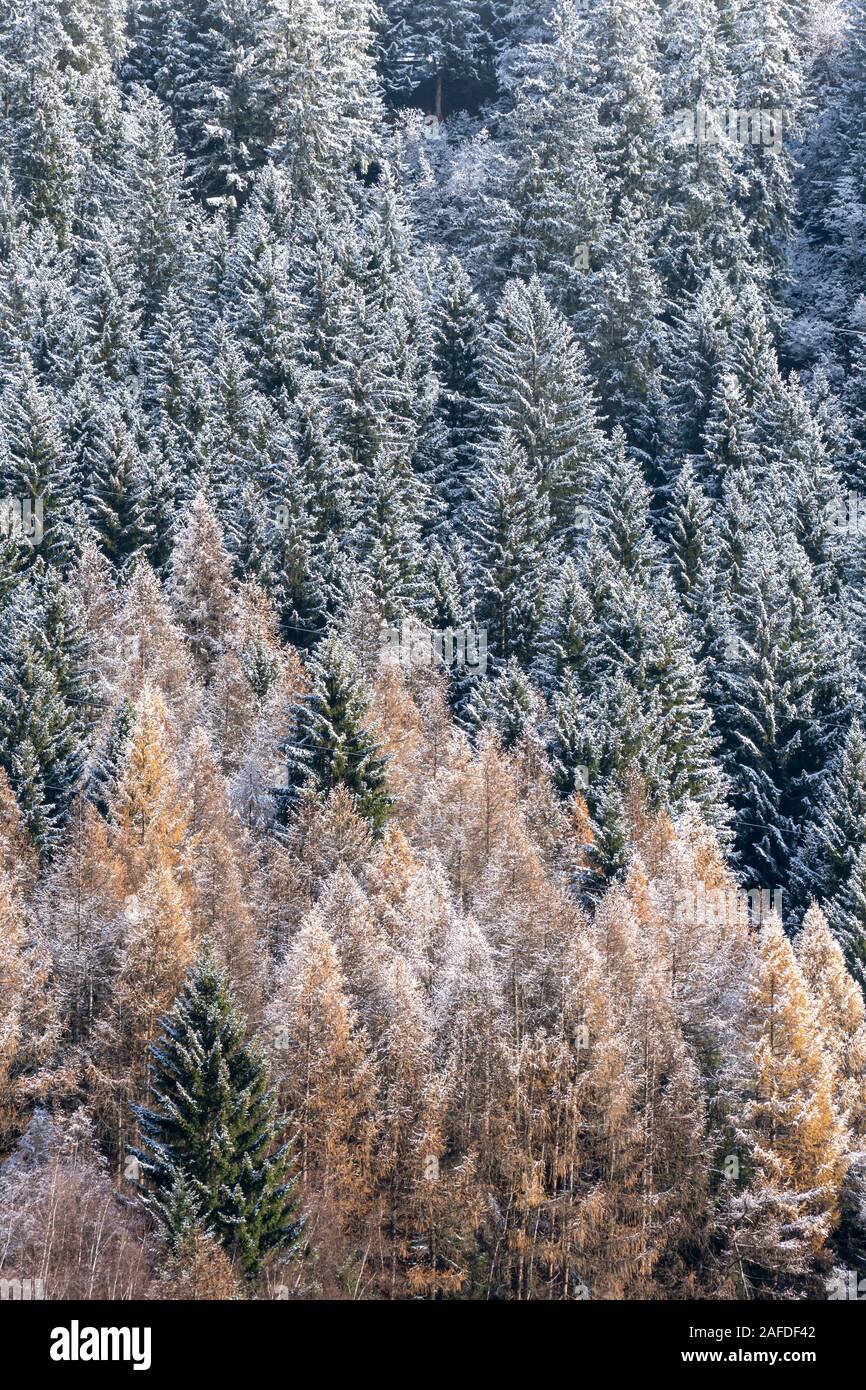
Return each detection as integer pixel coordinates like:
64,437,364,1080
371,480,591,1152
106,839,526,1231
729,914,847,1295
266,917,379,1227
0,872,28,1146
108,685,190,895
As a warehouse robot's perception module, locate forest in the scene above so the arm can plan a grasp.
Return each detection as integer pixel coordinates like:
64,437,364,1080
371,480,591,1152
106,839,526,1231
1,0,866,1302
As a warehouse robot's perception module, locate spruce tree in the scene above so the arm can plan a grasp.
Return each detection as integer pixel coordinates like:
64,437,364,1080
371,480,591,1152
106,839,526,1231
85,697,136,819
132,942,303,1275
379,0,487,116
469,428,551,670
430,255,486,536
533,556,594,697
666,460,719,641
83,400,151,565
0,357,74,568
286,635,391,833
829,846,866,993
793,720,866,921
0,572,89,853
479,275,604,548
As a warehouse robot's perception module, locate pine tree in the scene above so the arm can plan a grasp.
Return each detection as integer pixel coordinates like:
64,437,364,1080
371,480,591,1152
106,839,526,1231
657,0,747,297
433,910,511,1160
0,872,28,1145
184,725,263,1015
533,556,594,696
8,64,80,247
354,449,425,621
703,371,762,501
729,0,802,285
577,0,663,218
0,357,74,567
41,794,125,1052
85,697,136,817
80,220,142,383
488,0,608,312
465,658,544,751
575,201,665,455
118,85,190,322
224,182,304,398
666,460,718,639
662,272,737,469
117,561,198,719
713,533,849,888
266,0,383,206
796,903,866,1134
108,684,190,893
133,942,303,1274
829,845,866,993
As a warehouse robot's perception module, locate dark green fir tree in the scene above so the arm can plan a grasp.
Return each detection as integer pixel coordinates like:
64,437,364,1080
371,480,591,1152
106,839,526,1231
132,943,303,1276
285,634,392,833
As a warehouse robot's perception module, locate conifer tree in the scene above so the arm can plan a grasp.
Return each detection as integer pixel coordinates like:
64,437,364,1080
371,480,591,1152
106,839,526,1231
42,795,126,1050
479,276,603,546
829,846,866,993
793,720,866,927
86,697,136,818
119,85,190,321
796,903,866,1135
0,357,73,567
83,400,151,564
266,0,383,206
662,272,737,468
533,557,594,697
80,221,142,383
584,427,659,584
285,635,391,833
430,256,486,535
470,429,551,670
380,0,487,116
168,491,238,682
266,916,378,1217
667,461,718,629
730,915,846,1294
133,943,303,1274
108,685,190,893
489,0,609,312
0,872,27,1145
0,575,88,853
